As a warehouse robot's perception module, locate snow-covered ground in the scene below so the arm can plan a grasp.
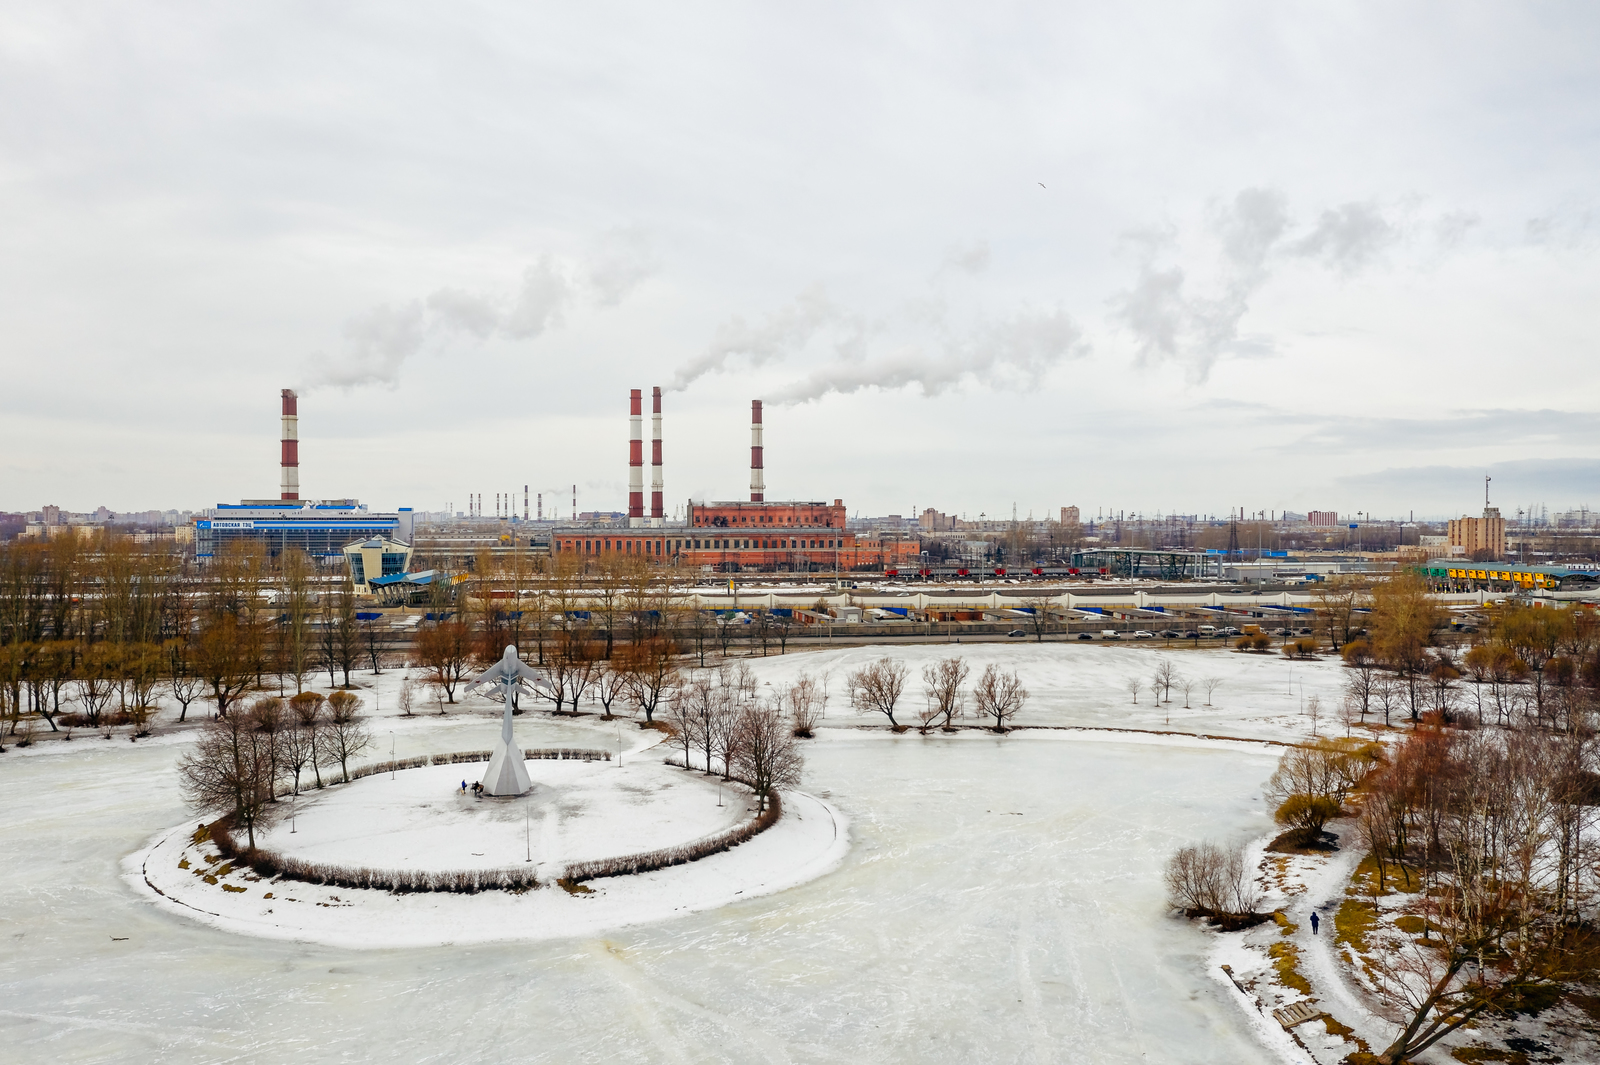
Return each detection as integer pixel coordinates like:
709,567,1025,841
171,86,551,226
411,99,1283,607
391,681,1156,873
0,645,1350,1063
253,752,746,875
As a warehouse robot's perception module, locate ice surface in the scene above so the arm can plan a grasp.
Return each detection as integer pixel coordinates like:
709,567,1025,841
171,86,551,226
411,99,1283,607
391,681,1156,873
0,646,1336,1063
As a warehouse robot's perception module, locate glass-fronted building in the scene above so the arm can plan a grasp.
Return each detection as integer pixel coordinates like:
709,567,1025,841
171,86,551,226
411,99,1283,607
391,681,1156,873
195,501,414,561
342,535,415,593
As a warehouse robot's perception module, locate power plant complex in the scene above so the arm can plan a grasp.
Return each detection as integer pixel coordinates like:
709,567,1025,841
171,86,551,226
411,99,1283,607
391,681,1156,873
193,387,916,589
158,387,1596,604
551,388,918,573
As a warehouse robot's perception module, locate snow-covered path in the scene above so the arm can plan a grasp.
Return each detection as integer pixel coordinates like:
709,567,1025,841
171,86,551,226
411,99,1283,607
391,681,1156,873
1291,828,1397,1054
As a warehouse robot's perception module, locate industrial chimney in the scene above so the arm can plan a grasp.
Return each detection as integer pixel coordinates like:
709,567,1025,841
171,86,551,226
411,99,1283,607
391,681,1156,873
628,389,644,525
750,399,765,502
280,389,299,500
650,386,664,524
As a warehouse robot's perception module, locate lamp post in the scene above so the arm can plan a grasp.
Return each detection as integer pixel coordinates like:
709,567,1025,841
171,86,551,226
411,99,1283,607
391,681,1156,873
389,731,395,779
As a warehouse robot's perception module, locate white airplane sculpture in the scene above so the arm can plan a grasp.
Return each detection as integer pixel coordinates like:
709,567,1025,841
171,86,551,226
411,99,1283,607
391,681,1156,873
465,644,544,796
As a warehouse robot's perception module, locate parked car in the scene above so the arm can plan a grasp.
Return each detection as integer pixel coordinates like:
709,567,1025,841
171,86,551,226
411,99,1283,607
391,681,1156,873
1133,630,1155,639
1006,629,1027,638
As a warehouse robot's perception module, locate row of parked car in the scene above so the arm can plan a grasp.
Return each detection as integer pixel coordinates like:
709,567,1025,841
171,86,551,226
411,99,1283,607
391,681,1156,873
1006,626,1317,641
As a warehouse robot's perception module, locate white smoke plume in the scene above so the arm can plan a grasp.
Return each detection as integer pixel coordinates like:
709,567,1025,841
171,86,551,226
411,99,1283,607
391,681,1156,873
302,234,656,391
670,267,1084,403
667,286,858,393
774,305,1084,404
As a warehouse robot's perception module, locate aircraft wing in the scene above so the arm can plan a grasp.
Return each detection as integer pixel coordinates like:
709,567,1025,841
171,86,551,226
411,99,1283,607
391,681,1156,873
465,660,510,688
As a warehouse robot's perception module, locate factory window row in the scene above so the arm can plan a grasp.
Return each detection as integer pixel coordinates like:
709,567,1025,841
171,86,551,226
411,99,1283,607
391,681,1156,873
556,537,844,554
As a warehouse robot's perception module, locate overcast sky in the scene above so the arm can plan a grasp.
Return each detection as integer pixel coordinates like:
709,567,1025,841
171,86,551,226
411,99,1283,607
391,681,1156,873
3,3,1597,521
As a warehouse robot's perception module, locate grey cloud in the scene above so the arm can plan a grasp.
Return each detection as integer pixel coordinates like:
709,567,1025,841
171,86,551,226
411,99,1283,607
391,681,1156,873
1115,191,1415,380
1433,210,1480,249
588,227,659,307
774,305,1084,404
944,241,991,274
1525,209,1598,250
1288,201,1397,272
1336,457,1600,512
1293,408,1600,453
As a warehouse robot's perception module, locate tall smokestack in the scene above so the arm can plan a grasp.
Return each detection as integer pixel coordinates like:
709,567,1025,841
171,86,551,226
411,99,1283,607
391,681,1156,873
750,399,765,502
650,386,664,522
537,492,542,521
628,389,644,525
280,389,299,500
524,485,529,521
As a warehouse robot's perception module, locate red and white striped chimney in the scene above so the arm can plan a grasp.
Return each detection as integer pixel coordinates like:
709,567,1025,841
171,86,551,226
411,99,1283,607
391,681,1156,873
628,388,645,525
280,389,299,500
750,399,765,502
650,386,664,522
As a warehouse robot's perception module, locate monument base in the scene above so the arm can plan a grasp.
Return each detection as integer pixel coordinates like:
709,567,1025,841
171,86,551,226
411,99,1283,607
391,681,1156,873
481,738,532,796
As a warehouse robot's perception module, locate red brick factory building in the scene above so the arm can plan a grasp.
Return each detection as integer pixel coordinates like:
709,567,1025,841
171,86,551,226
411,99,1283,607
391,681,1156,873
550,391,920,574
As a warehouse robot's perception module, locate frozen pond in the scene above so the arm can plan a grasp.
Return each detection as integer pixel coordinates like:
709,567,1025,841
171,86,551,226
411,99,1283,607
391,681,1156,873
0,645,1313,1063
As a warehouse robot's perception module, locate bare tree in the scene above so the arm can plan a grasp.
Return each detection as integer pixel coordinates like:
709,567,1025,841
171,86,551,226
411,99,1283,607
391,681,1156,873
1125,675,1142,705
783,671,829,737
249,695,286,800
1202,676,1221,707
71,650,116,728
1164,840,1259,918
288,691,326,788
397,675,416,717
278,548,316,693
414,617,473,703
1152,658,1176,703
322,690,371,783
666,675,709,767
319,579,361,688
1023,598,1052,642
1305,693,1322,737
361,617,392,675
164,638,206,722
919,656,969,733
593,657,630,718
1179,677,1195,709
732,698,803,812
195,615,255,719
277,702,317,796
620,636,680,724
973,663,1028,732
848,658,910,729
176,705,278,849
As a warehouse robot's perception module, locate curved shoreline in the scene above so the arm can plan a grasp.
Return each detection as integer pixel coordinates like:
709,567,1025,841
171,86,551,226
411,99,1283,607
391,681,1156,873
125,789,848,949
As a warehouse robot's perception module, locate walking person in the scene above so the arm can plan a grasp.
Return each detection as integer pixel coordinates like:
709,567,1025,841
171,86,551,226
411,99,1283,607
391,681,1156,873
1310,911,1320,936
